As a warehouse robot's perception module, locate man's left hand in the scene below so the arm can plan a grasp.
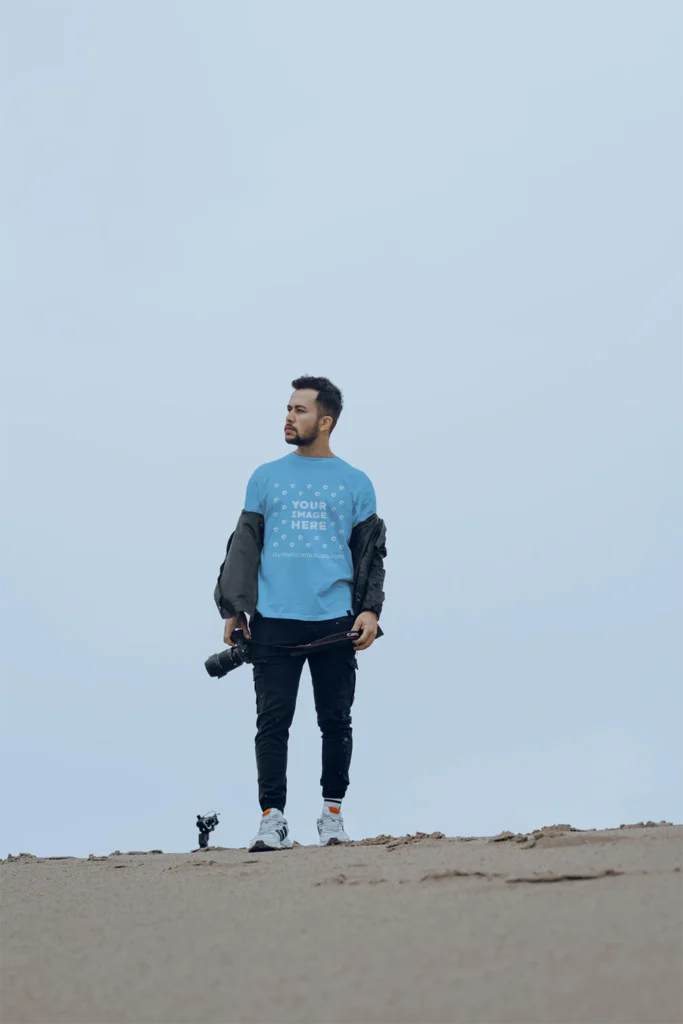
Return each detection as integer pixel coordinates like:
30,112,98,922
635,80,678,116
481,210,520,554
352,611,378,652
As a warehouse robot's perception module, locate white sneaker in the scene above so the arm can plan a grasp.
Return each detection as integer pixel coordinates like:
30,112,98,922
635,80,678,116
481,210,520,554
249,809,294,852
317,806,351,846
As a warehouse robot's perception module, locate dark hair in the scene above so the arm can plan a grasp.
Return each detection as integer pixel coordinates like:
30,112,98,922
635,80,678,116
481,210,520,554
291,376,344,432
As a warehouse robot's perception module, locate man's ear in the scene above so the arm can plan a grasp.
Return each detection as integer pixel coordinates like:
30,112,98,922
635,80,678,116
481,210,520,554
320,415,333,435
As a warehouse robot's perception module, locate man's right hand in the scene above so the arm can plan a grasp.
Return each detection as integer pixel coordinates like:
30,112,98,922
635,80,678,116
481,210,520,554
223,612,251,646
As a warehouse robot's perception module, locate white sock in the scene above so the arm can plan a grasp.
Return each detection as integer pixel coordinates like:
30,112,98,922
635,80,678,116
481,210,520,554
324,799,342,815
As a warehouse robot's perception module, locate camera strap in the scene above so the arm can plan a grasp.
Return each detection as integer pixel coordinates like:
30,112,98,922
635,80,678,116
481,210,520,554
286,630,361,655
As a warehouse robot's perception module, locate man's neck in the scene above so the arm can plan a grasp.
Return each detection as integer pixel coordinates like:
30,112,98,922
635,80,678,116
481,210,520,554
294,439,335,459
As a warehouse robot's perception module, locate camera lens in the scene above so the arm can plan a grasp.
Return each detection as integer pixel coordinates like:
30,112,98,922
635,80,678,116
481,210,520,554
204,647,244,678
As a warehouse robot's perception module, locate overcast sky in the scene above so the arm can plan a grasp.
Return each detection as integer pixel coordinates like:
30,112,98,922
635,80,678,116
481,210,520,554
1,0,681,857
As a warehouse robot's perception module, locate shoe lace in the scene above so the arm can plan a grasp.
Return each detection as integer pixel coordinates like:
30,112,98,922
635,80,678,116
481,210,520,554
259,815,280,834
324,812,345,833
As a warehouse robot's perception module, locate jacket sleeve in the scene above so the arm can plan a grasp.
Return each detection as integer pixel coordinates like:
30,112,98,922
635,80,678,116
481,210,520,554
213,510,264,619
350,516,387,620
362,532,386,618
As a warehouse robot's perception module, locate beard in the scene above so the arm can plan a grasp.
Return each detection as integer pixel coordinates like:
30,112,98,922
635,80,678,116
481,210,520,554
285,424,319,447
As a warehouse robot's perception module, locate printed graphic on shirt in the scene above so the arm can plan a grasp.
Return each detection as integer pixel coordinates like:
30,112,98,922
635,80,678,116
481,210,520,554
271,484,348,555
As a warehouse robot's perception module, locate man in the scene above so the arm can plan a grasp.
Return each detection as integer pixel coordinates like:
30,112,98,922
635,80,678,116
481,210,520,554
214,376,387,852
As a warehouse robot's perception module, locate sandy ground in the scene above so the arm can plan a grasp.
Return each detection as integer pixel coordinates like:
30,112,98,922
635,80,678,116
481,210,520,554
1,822,681,1024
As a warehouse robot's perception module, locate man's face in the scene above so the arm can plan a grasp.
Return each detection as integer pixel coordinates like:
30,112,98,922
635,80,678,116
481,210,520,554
284,389,324,447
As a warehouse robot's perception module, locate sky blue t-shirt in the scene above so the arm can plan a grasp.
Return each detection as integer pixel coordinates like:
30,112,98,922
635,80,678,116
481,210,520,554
243,452,377,621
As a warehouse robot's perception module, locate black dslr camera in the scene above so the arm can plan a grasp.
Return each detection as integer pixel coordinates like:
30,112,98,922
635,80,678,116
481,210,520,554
204,628,252,678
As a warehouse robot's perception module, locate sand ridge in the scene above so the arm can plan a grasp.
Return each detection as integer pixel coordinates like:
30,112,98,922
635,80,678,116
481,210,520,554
1,822,681,1024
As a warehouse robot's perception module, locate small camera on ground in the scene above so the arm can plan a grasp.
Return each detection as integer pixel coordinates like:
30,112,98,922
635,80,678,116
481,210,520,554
196,811,220,849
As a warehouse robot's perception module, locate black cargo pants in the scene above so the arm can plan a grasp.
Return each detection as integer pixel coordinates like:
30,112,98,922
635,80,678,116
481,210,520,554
249,613,358,813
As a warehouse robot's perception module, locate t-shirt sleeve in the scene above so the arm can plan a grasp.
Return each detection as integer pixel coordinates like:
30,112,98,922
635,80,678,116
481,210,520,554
244,469,264,514
353,473,377,527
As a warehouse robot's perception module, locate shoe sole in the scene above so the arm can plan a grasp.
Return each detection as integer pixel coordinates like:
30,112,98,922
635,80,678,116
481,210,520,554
319,837,350,846
249,840,293,853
